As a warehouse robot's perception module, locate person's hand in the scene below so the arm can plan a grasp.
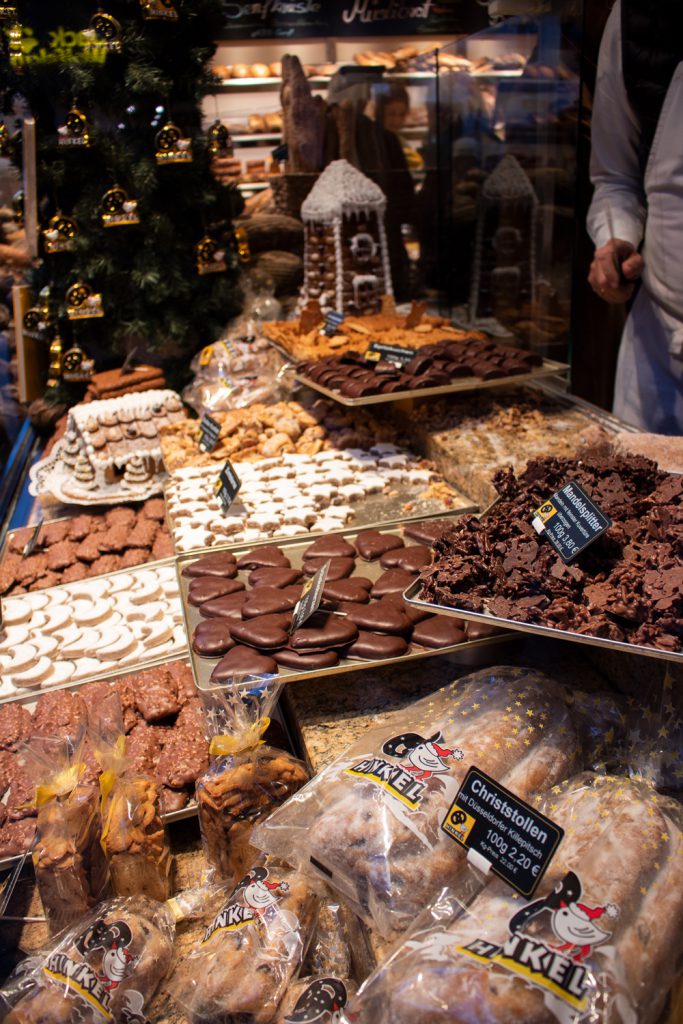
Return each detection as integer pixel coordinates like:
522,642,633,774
210,154,241,186
588,238,644,303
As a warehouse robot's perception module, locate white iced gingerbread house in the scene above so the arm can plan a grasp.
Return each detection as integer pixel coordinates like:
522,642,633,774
300,159,393,316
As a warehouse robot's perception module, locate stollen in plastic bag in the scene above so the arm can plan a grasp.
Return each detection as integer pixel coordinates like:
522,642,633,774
168,853,319,1024
3,895,175,1024
196,676,309,883
252,666,592,940
19,733,109,935
91,696,172,902
342,772,683,1024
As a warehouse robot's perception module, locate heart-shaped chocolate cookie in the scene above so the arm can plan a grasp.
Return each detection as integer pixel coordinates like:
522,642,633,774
465,620,502,640
379,545,430,573
242,586,299,619
302,536,357,560
370,569,416,599
249,567,302,589
182,551,238,579
302,557,355,581
192,620,234,657
230,613,292,650
411,615,466,648
403,519,452,546
273,648,340,670
321,577,373,607
289,613,358,651
210,646,278,682
236,545,291,570
354,529,404,561
200,591,250,620
340,600,411,635
346,631,409,660
188,576,245,606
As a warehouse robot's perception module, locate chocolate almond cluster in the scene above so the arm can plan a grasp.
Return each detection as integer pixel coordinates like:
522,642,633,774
420,455,682,652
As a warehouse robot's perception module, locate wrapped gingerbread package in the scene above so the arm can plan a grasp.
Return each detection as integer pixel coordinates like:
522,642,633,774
274,976,358,1024
20,734,109,935
3,895,175,1024
343,773,683,1024
252,666,607,938
196,677,308,883
169,854,319,1023
92,699,172,901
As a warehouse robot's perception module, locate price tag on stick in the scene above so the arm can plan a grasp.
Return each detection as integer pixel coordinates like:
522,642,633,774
364,341,416,367
290,560,330,632
531,479,612,564
214,459,241,514
442,766,563,897
198,414,221,453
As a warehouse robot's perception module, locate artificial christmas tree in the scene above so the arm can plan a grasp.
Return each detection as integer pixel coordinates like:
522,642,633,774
0,0,243,399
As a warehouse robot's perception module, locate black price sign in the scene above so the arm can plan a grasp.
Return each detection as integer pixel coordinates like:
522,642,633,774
442,767,563,897
199,414,221,453
291,559,330,632
364,341,416,368
323,311,345,337
532,479,612,564
213,459,242,513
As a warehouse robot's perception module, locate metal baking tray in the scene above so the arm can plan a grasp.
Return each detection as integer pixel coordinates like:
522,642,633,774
295,358,569,407
0,558,189,706
176,514,510,692
402,580,683,664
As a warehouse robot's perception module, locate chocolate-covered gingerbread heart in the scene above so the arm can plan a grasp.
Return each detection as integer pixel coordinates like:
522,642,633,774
230,613,292,650
242,586,299,619
210,645,278,682
236,545,291,570
273,648,340,670
302,536,357,560
302,556,355,581
321,577,373,607
370,568,416,599
248,567,302,589
465,620,502,640
354,529,404,561
403,519,452,546
379,544,430,573
188,576,245,606
192,620,234,657
346,631,409,660
200,591,250,620
182,551,238,579
340,600,411,635
289,613,358,651
411,614,466,648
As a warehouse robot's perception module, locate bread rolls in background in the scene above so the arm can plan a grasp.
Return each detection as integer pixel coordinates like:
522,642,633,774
250,62,270,78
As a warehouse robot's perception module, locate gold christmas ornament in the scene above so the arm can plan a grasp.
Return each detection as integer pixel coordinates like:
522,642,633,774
62,344,95,382
23,288,52,334
90,10,122,50
207,120,232,156
6,21,22,65
196,235,227,275
0,122,11,158
43,213,78,254
100,185,140,227
155,122,193,164
58,107,92,147
0,6,18,20
234,226,251,264
140,0,178,20
47,335,63,388
66,281,105,320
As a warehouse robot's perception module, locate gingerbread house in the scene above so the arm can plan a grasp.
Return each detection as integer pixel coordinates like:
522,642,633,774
300,159,393,316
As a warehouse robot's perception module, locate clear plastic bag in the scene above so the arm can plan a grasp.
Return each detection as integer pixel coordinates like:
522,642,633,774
343,772,683,1024
169,855,319,1024
3,895,175,1024
91,698,172,901
274,975,358,1024
196,677,309,884
20,734,109,935
252,667,601,939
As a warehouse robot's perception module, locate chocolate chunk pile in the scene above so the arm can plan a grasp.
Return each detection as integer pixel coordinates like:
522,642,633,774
419,455,683,653
298,337,542,398
0,498,173,596
186,522,500,682
0,661,205,857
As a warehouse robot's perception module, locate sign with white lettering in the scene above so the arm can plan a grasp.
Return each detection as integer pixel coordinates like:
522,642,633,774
291,559,330,631
365,341,416,367
199,414,221,453
531,479,611,564
214,459,242,513
442,766,563,896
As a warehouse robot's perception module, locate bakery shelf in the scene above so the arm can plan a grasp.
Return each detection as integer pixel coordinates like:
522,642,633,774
175,515,512,694
295,357,570,407
212,75,332,91
232,132,282,144
402,582,683,665
237,181,269,192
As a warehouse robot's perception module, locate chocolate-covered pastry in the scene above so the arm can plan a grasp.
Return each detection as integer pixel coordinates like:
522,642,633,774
289,613,359,651
274,648,340,670
355,529,405,561
347,631,409,660
371,569,416,599
200,591,250,619
193,620,235,657
182,551,238,579
403,519,452,546
380,545,430,573
465,620,504,640
0,704,32,751
188,576,245,606
132,665,180,721
340,601,412,635
230,614,292,651
249,567,302,589
237,545,291,570
303,556,356,580
242,586,300,618
303,536,357,560
322,578,373,606
411,615,467,648
156,728,208,788
210,646,279,681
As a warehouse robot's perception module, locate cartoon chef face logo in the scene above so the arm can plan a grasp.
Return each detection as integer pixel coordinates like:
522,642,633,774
284,978,349,1024
233,866,289,914
382,731,463,781
509,871,620,963
74,919,136,991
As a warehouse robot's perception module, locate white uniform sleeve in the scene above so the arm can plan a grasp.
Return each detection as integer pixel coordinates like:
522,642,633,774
587,2,647,249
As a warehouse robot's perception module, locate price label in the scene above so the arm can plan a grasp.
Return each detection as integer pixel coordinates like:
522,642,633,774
323,311,345,336
290,560,330,632
364,341,416,367
531,479,611,564
442,766,563,897
199,414,221,453
213,459,241,513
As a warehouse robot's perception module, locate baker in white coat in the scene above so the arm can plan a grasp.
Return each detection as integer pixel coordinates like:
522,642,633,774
587,2,683,434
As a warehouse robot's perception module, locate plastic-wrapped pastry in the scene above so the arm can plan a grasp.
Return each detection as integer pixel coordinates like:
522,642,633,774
169,856,319,1023
274,976,357,1024
196,678,308,883
344,773,683,1024
21,734,109,935
4,896,175,1024
252,667,590,938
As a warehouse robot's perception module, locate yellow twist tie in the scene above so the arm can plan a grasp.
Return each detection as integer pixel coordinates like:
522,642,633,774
34,762,84,808
209,717,270,757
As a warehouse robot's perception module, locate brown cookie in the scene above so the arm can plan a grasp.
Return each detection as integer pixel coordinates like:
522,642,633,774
370,568,416,599
379,544,431,573
210,646,278,682
98,526,130,555
355,529,405,561
15,554,46,585
192,620,235,657
302,536,357,560
321,577,373,607
152,532,174,560
411,615,467,648
105,507,136,529
126,520,158,549
242,586,299,618
126,721,162,775
41,520,71,546
248,567,302,589
0,704,32,751
75,534,104,563
182,551,238,579
141,498,166,521
89,554,120,575
6,768,36,820
289,613,359,651
132,665,180,721
32,571,62,590
167,661,196,705
346,631,409,660
341,600,412,635
32,691,86,738
403,519,453,546
230,614,292,650
159,786,190,813
236,545,291,570
69,514,98,541
465,620,503,640
61,562,89,583
273,648,340,670
188,576,245,606
0,819,35,857
200,591,250,620
156,731,208,788
302,556,355,581
118,548,149,569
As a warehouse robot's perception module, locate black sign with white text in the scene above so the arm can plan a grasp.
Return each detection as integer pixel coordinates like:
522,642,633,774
199,414,221,453
291,559,330,632
365,341,416,367
442,766,563,897
214,459,242,513
532,480,612,564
